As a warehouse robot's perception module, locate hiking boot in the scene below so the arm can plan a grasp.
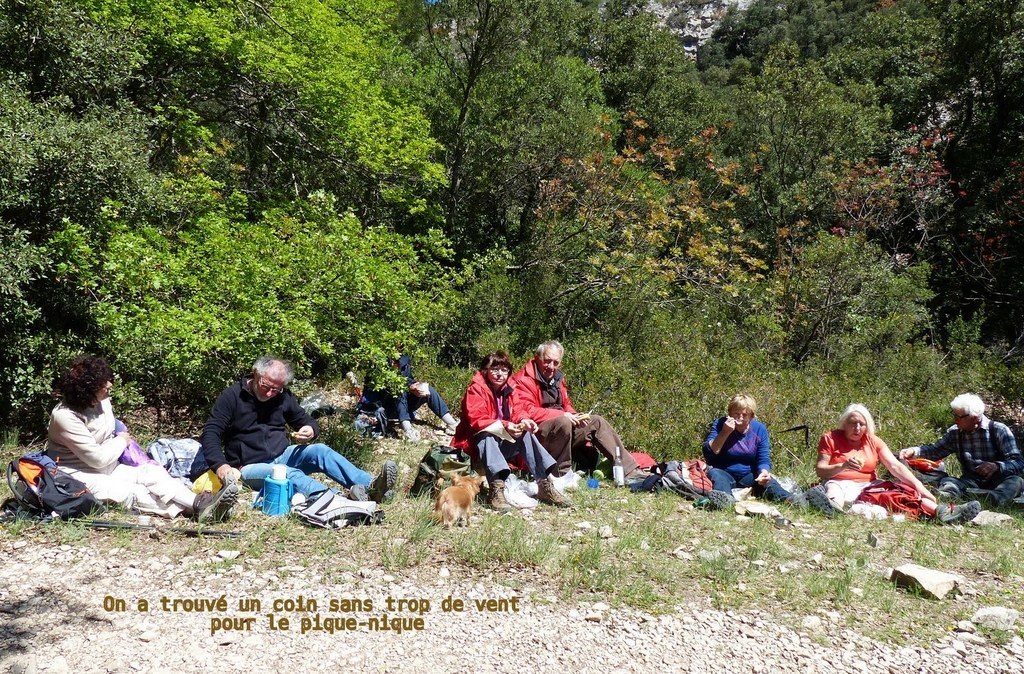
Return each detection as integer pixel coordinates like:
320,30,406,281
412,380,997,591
807,485,843,518
536,477,572,508
706,489,736,511
935,500,981,525
348,484,369,502
488,479,514,512
367,460,398,502
193,479,240,523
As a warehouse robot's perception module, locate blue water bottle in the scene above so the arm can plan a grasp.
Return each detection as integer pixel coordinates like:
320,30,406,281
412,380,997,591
258,465,293,516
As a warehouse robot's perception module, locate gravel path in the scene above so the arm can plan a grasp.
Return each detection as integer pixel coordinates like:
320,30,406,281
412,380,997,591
2,540,1022,674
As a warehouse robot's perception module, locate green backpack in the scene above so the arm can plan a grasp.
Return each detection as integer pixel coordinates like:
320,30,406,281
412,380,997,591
410,445,476,496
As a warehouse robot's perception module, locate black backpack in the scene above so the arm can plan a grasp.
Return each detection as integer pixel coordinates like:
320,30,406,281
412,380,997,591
4,452,105,519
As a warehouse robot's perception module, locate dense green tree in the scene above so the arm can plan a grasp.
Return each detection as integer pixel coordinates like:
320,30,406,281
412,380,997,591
407,0,607,252
724,45,890,260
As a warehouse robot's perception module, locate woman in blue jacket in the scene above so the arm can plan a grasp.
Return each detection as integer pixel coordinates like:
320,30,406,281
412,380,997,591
702,394,793,504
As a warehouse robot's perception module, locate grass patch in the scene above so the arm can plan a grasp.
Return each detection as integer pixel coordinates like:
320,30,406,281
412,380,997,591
3,422,1023,650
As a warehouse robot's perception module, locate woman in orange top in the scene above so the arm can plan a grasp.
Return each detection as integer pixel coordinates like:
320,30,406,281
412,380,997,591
807,404,977,523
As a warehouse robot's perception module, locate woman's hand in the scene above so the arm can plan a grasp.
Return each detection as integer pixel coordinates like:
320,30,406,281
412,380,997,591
755,469,771,486
844,455,863,471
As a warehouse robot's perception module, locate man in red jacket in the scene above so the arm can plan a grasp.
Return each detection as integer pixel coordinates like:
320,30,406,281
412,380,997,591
511,340,642,478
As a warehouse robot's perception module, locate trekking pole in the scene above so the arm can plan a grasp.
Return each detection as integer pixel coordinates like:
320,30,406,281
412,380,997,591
86,519,243,538
778,425,810,467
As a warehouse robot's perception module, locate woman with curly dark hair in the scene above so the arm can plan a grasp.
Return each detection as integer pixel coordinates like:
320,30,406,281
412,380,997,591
46,356,238,521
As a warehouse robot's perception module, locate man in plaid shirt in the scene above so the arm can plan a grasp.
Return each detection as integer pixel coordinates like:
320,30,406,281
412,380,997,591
900,393,1024,506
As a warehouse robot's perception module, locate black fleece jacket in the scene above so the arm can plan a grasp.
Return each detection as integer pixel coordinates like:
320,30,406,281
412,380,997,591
200,378,319,473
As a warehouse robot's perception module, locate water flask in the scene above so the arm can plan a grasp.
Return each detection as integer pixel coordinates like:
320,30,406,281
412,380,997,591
613,446,625,487
259,471,293,517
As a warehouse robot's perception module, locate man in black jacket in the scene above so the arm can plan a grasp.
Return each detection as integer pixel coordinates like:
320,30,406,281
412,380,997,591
200,356,396,501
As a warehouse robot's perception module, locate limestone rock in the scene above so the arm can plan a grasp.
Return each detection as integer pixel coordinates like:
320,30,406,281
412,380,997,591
971,606,1019,631
970,511,1015,527
889,563,964,599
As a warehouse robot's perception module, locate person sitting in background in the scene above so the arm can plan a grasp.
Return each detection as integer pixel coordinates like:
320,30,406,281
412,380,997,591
899,393,1024,507
47,355,238,521
358,351,459,441
702,394,794,508
511,340,647,480
200,356,397,503
451,351,571,511
809,403,980,524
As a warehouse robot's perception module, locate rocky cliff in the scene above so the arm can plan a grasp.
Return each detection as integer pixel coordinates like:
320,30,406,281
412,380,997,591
645,0,753,58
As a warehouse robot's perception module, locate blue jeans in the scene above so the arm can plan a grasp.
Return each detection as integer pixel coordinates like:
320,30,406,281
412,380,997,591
708,467,792,502
396,385,451,423
937,474,1023,506
363,385,451,423
239,443,372,496
476,432,556,482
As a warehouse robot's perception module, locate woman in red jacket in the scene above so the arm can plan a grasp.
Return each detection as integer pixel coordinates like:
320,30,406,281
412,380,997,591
451,351,571,511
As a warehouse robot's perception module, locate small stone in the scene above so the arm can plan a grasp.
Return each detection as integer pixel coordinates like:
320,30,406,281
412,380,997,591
598,525,614,539
698,549,722,563
576,521,592,530
671,547,693,560
811,553,823,565
592,602,610,612
955,620,976,633
867,532,880,548
850,587,863,597
217,550,240,560
438,567,450,578
585,613,603,623
12,540,27,550
802,616,822,631
971,606,1019,631
958,632,987,645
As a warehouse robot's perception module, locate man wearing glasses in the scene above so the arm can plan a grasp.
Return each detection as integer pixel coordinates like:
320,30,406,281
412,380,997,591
199,356,397,503
899,393,1024,507
511,340,646,480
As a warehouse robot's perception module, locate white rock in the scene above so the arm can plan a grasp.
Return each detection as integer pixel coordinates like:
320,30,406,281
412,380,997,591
971,606,1019,631
217,550,240,560
802,616,823,631
890,564,964,599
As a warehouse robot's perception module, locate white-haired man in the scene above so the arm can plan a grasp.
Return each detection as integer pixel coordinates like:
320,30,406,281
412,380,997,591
511,340,646,479
899,393,1024,506
199,356,397,502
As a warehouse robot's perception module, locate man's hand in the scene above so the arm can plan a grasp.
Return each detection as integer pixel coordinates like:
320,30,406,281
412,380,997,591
898,447,919,460
567,412,591,427
409,382,430,398
755,469,771,486
290,425,315,443
521,418,539,433
506,422,525,439
216,464,241,483
975,461,999,479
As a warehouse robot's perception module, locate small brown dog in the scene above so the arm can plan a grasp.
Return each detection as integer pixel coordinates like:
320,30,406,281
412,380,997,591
434,474,486,528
